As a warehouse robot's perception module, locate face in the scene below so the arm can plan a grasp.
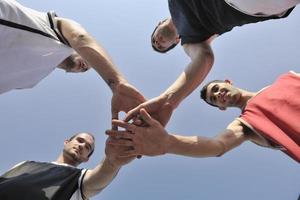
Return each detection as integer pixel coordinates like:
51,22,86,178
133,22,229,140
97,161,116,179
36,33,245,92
152,20,178,52
206,81,241,110
63,133,95,163
60,53,91,73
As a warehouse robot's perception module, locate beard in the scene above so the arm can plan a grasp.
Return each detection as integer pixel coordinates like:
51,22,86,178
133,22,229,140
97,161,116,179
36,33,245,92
63,148,82,164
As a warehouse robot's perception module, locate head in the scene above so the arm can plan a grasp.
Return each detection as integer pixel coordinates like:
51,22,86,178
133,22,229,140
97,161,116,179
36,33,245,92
200,80,241,110
151,18,180,53
63,132,95,165
58,52,91,73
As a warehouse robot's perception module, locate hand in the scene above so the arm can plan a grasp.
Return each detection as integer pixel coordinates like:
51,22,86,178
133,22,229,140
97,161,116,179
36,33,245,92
105,136,135,168
124,95,174,127
111,82,146,129
106,109,170,157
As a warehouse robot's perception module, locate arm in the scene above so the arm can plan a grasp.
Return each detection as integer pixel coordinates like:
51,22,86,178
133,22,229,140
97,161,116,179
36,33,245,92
162,40,215,109
125,40,214,126
167,120,248,157
107,109,248,157
81,137,135,199
57,18,145,122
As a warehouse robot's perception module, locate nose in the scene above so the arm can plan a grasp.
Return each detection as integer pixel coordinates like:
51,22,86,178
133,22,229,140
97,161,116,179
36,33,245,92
78,144,83,151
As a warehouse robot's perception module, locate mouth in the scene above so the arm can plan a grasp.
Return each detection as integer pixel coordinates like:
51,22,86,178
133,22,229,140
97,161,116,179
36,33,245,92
73,147,80,155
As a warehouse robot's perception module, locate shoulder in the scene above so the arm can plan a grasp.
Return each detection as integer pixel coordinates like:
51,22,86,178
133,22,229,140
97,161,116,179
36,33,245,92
226,119,253,139
183,40,214,59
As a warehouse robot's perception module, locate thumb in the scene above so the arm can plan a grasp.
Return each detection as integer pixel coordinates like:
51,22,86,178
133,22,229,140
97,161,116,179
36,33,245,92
139,108,156,126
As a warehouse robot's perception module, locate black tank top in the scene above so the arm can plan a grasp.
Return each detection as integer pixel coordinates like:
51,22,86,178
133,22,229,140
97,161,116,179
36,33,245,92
168,0,294,44
0,161,82,200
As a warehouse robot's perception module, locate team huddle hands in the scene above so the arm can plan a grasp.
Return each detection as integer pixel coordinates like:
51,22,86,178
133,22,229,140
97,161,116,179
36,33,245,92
106,108,170,158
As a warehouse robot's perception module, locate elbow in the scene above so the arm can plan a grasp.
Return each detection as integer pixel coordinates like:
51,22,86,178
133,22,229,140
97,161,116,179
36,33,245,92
202,45,214,69
214,139,228,157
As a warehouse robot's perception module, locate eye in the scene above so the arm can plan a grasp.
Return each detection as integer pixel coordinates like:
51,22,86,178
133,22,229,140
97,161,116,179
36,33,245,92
77,138,84,143
212,85,219,93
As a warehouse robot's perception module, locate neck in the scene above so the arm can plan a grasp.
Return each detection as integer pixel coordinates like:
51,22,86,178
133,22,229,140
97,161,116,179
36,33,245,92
55,153,79,167
236,90,256,110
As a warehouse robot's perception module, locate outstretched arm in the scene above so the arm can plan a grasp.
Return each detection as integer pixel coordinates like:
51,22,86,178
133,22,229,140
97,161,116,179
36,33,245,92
108,109,248,157
125,41,214,126
81,137,135,199
57,18,145,124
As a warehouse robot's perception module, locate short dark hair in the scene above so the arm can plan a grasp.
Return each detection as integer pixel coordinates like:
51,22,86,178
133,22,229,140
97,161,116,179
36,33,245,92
200,80,225,108
69,132,95,157
151,20,178,53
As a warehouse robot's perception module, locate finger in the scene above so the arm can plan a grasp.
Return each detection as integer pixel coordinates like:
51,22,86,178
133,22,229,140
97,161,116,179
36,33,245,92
139,108,156,126
105,130,131,139
112,120,137,133
107,140,133,147
119,150,138,157
124,106,140,122
112,120,131,130
132,119,143,126
111,110,119,130
106,131,134,140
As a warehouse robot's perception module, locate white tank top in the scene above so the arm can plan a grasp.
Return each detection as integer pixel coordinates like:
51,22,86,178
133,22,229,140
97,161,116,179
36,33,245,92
0,0,73,94
225,0,298,16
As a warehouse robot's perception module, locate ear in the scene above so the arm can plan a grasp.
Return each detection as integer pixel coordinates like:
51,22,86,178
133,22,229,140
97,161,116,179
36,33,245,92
219,106,227,111
64,140,70,145
224,79,233,85
175,35,180,44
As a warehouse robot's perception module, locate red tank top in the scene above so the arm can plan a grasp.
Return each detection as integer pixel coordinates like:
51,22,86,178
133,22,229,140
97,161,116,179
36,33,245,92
240,72,300,163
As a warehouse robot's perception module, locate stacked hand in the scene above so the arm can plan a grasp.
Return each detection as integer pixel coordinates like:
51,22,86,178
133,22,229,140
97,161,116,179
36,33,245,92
105,136,136,167
124,95,174,127
106,108,169,157
111,82,146,129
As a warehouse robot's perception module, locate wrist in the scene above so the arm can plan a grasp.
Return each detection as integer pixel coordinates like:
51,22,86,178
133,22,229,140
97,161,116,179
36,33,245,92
103,157,121,171
164,134,173,155
109,78,127,93
160,92,178,110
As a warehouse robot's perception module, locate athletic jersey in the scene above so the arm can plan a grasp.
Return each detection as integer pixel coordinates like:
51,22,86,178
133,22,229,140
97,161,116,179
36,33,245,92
0,161,86,200
225,0,299,16
168,0,294,44
238,72,300,163
0,0,73,94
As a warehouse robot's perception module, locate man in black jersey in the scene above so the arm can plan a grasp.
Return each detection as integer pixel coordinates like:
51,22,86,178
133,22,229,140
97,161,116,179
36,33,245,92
124,0,299,127
0,132,135,200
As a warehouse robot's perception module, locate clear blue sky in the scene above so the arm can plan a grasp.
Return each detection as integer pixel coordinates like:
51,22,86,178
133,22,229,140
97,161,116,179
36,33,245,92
0,1,299,200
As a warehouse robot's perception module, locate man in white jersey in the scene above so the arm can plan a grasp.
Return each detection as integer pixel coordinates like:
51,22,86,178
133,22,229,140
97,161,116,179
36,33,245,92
0,0,145,122
0,132,135,200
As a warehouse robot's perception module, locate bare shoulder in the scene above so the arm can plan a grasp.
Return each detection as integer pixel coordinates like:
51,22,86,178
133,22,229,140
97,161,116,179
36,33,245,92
226,119,252,140
183,41,214,60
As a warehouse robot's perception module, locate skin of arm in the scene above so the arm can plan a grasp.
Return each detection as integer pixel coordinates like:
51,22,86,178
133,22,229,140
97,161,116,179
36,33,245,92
163,40,215,109
81,137,135,199
125,39,215,126
167,120,248,157
57,17,126,91
57,18,145,123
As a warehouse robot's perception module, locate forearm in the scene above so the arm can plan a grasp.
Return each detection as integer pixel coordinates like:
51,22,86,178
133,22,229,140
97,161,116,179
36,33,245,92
83,157,120,198
166,134,225,157
72,36,126,91
59,18,127,92
162,43,214,109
